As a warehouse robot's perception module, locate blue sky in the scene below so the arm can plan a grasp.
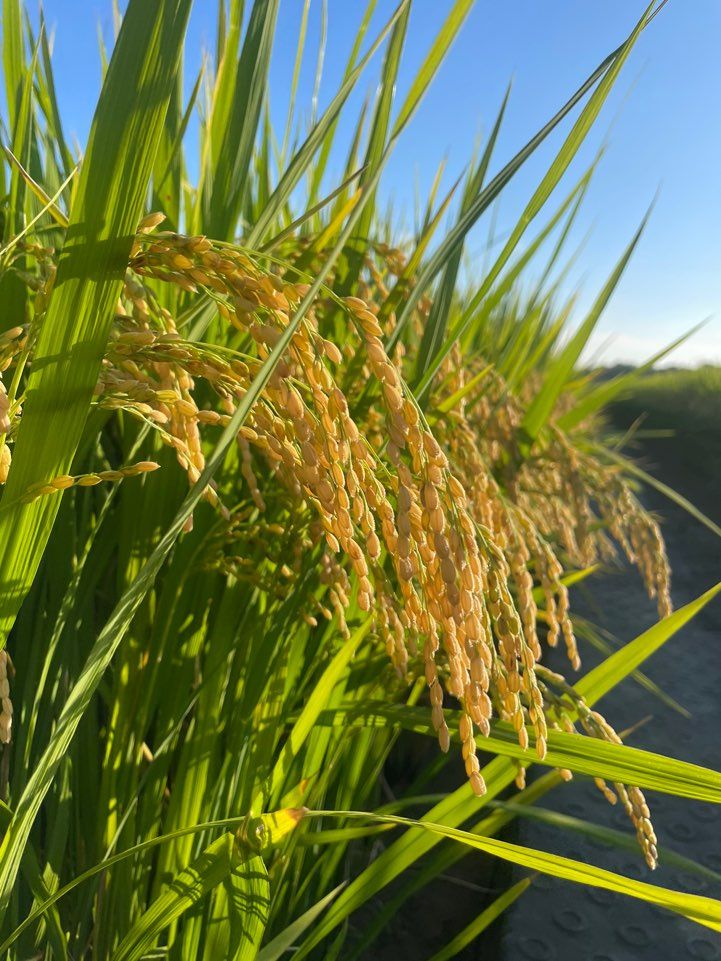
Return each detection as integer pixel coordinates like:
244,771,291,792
23,1,721,365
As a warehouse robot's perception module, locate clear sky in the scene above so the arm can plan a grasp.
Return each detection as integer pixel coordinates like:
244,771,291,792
20,1,721,366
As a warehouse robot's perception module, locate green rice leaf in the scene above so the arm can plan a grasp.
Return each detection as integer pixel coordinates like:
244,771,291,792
491,801,721,886
392,0,475,135
0,800,67,960
1,143,70,228
264,619,372,806
352,3,410,248
206,0,280,239
308,809,721,933
293,757,515,959
204,856,270,961
0,0,193,646
35,9,74,179
412,85,508,376
1,0,24,136
558,320,708,432
308,0,379,202
319,703,721,802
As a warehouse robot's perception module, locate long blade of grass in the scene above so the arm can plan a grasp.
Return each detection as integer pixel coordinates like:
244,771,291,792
0,0,193,647
206,0,280,240
392,0,476,135
351,3,410,249
573,615,690,718
307,810,721,932
0,801,67,959
264,619,372,806
320,703,721,802
35,9,74,179
260,166,366,252
279,0,311,163
1,0,24,137
226,855,270,961
353,0,474,253
293,756,515,959
491,802,721,886
153,61,205,214
558,321,708,431
341,771,560,961
1,143,69,227
413,86,509,375
308,0,378,202
0,157,75,256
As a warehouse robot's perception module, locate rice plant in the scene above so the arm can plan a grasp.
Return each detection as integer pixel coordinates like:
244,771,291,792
0,1,719,958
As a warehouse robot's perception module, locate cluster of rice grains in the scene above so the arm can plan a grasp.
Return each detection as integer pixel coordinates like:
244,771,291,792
0,323,28,484
441,360,671,621
348,294,548,796
537,665,658,870
0,651,12,744
0,218,669,867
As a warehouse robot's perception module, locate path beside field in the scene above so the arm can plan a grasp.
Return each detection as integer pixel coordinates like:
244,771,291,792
499,423,721,961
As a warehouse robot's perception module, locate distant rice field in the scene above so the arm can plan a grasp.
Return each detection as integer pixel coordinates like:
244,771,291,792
625,365,721,429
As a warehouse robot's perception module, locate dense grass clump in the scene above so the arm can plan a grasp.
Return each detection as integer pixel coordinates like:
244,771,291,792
0,1,719,958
